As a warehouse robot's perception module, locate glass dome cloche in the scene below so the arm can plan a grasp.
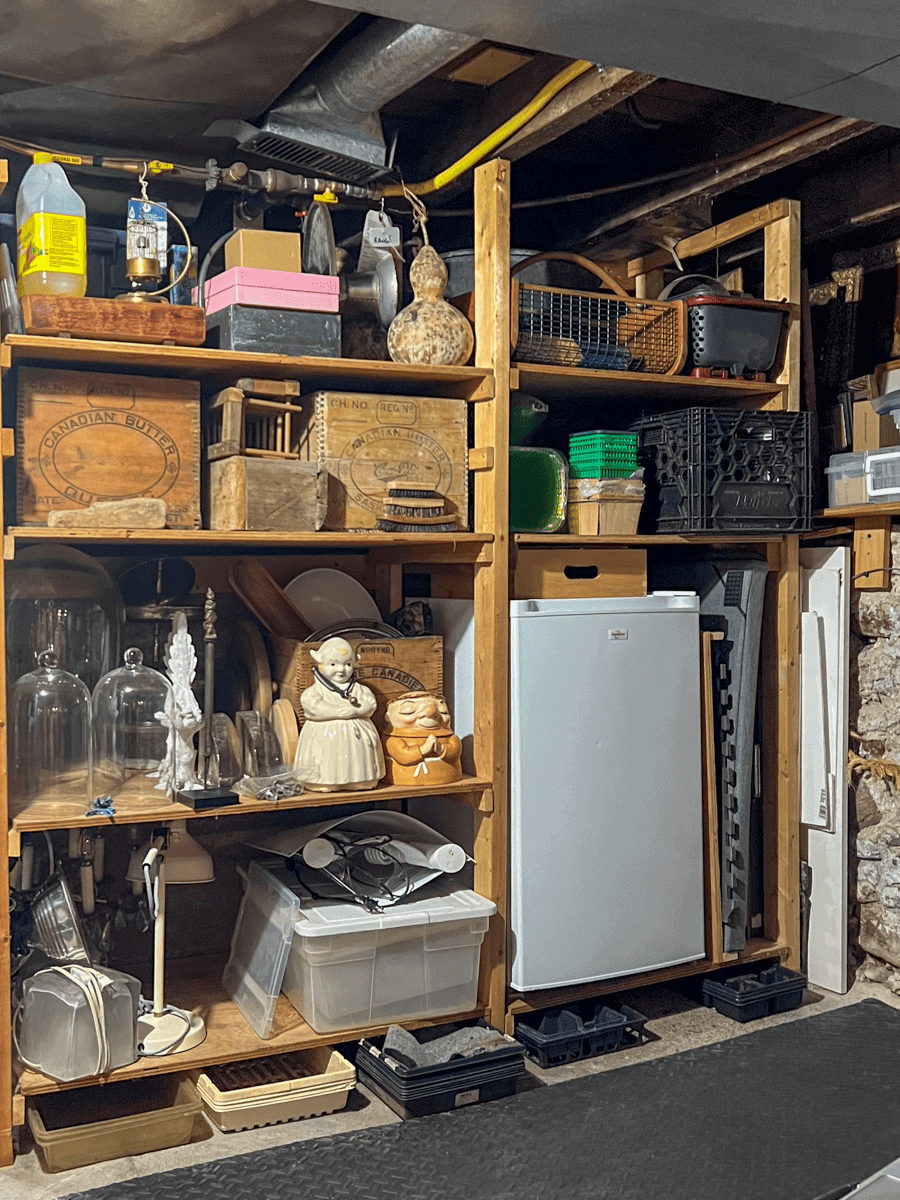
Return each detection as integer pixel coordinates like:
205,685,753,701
92,648,173,802
9,649,92,817
6,545,124,693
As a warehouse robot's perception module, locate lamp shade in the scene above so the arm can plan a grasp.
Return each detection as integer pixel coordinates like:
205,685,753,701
125,821,213,885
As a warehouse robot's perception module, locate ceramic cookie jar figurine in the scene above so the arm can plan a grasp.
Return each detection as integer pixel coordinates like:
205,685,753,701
293,637,385,791
382,691,463,786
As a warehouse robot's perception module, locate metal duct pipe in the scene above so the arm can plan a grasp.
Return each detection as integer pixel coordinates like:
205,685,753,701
311,20,480,123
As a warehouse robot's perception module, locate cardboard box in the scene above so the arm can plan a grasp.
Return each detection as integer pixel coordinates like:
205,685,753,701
512,549,647,600
17,367,201,527
298,391,469,531
198,267,339,315
270,635,443,732
224,229,302,274
207,457,323,531
853,399,900,452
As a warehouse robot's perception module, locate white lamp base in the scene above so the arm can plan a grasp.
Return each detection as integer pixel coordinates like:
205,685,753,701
138,1008,207,1056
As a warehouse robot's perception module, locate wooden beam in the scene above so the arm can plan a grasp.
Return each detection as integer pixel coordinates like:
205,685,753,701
497,66,655,163
628,200,791,279
584,117,872,249
764,201,802,411
853,515,892,590
472,159,511,1031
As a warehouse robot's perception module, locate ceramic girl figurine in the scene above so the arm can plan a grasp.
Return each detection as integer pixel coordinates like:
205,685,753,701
293,637,385,792
382,691,463,786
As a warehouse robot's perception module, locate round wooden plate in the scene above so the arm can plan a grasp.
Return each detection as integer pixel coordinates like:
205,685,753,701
270,697,299,767
234,621,273,715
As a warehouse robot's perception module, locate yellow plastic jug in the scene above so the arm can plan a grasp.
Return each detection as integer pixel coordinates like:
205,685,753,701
17,158,87,297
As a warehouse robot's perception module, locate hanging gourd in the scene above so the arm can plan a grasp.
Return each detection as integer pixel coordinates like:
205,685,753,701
387,192,474,367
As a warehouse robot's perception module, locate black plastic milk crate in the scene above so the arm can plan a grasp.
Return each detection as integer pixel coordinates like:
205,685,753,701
632,408,812,533
514,1000,650,1069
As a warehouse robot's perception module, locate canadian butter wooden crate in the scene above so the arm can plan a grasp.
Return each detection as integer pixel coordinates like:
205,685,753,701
17,367,201,528
270,635,443,732
297,391,468,531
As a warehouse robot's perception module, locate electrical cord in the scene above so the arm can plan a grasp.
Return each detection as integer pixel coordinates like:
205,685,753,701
196,230,234,308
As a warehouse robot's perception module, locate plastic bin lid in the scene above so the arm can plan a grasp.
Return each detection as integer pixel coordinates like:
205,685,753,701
292,877,496,939
826,451,865,472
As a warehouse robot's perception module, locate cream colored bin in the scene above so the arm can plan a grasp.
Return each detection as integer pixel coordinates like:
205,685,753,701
27,1075,201,1173
194,1047,355,1132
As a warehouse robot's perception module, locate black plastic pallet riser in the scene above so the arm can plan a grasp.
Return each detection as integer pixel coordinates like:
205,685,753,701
514,1001,650,1070
631,408,812,534
701,965,806,1023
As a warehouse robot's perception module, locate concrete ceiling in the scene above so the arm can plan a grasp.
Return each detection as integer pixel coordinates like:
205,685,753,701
304,0,900,129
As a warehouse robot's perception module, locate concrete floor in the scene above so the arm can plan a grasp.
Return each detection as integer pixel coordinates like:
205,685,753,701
4,975,898,1200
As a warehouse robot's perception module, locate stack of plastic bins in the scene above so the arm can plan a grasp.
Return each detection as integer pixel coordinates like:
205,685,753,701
355,1021,525,1119
194,1047,356,1131
515,1000,650,1069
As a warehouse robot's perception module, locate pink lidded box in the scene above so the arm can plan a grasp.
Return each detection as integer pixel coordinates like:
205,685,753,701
196,267,340,316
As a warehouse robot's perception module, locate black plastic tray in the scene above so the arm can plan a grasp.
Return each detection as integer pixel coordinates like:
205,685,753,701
701,965,806,1023
514,1000,650,1070
355,1020,526,1119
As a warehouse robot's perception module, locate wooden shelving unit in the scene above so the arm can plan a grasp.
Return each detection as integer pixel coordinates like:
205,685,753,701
0,165,804,1162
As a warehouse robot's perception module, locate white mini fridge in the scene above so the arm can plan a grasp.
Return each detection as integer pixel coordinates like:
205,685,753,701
510,594,705,991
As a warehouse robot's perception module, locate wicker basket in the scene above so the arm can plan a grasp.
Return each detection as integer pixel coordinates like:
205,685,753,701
511,253,686,376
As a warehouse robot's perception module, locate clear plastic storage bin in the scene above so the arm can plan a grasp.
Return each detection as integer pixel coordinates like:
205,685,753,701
826,452,866,507
282,879,496,1035
866,448,900,501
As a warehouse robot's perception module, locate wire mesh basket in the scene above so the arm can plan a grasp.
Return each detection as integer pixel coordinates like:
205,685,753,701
511,253,686,376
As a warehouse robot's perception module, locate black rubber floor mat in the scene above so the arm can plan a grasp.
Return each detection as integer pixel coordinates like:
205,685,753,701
61,999,900,1200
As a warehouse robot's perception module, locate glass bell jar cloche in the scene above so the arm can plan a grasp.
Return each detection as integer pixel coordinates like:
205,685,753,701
9,650,92,817
6,545,124,693
92,648,173,803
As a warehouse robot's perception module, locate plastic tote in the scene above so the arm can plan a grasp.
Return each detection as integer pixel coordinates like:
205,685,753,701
194,1046,356,1131
282,878,496,1034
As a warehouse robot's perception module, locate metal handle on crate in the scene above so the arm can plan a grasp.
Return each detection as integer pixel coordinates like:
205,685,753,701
510,252,629,298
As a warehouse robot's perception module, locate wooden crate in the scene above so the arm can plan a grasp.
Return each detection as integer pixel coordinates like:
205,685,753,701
20,295,207,346
298,391,468,531
17,367,201,527
270,635,443,733
207,457,323,531
205,382,304,462
512,549,647,599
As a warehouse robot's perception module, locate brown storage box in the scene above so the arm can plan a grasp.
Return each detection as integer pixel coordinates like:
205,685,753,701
298,391,468,531
17,367,201,527
566,482,644,536
207,457,324,531
271,635,443,732
512,549,647,600
853,399,900,452
224,229,302,273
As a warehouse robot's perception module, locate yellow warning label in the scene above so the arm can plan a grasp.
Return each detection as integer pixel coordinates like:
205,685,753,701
33,152,83,166
18,212,87,278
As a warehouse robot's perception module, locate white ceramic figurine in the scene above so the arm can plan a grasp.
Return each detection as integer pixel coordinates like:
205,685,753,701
293,637,385,792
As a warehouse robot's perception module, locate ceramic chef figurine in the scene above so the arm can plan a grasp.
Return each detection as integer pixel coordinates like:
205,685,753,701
382,691,463,786
293,637,385,792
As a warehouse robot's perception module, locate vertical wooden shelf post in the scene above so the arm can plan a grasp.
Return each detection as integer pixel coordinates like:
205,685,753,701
472,159,511,1030
764,200,801,412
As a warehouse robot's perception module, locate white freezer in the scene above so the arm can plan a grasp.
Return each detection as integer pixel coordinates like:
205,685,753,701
509,594,706,991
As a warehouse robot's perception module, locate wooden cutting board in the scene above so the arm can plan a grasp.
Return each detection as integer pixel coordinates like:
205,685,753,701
228,558,311,640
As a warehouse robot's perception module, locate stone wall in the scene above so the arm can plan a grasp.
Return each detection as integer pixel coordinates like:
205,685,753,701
852,532,900,988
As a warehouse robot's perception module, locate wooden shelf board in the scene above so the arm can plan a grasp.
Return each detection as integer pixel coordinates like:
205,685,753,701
9,775,491,835
819,504,900,519
506,940,790,1014
512,362,787,406
514,533,786,547
5,527,492,558
3,336,492,400
16,953,485,1094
